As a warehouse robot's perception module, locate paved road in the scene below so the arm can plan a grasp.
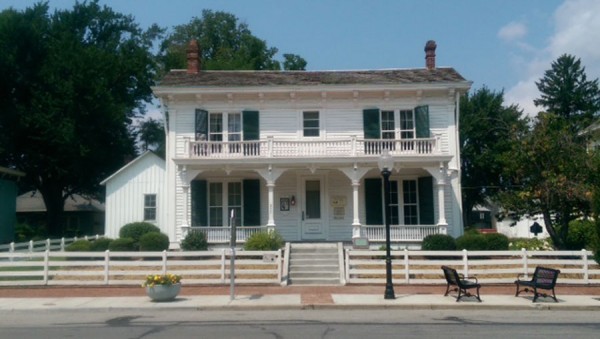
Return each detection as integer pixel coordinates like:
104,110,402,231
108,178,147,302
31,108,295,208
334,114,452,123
2,309,599,339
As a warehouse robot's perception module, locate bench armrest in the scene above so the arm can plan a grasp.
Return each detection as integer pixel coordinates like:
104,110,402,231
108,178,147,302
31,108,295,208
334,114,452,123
516,273,526,281
459,273,478,283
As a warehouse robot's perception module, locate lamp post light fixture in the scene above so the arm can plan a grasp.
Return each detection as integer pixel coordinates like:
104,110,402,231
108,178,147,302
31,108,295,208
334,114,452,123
377,149,396,300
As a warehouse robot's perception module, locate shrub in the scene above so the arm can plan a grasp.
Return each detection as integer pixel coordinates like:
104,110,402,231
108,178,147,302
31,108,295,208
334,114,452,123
89,238,113,251
566,219,597,250
65,239,91,252
108,237,136,251
139,232,170,251
509,237,553,251
595,250,600,265
421,234,456,251
456,233,487,251
181,230,209,251
484,233,509,251
119,222,161,249
244,230,284,250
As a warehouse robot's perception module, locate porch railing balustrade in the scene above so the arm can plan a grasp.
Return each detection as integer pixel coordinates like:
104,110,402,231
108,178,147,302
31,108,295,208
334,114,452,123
190,226,265,243
186,136,440,159
362,225,440,242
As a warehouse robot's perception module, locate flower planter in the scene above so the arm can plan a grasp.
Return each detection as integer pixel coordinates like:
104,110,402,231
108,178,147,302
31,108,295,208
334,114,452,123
145,283,181,302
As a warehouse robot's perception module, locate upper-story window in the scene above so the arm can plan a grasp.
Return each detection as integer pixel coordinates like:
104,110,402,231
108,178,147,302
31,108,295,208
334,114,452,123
303,111,320,137
381,111,395,140
400,109,415,139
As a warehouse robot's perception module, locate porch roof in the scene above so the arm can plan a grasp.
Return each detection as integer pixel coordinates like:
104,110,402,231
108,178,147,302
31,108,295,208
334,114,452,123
157,67,469,88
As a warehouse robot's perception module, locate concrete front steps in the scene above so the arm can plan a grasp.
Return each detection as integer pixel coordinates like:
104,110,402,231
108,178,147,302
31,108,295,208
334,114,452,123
287,243,343,285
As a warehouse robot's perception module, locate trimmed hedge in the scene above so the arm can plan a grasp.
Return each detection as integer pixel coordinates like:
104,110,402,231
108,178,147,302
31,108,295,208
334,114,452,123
89,238,113,252
119,222,161,249
456,233,487,251
181,231,209,251
139,232,170,251
244,230,284,250
65,240,91,252
108,237,136,251
421,234,456,251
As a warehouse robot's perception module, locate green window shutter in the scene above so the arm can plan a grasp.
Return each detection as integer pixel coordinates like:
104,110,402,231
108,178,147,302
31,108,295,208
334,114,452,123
418,176,434,225
364,178,383,225
363,108,381,139
195,109,208,141
243,110,259,140
191,180,207,226
243,179,261,226
415,105,430,138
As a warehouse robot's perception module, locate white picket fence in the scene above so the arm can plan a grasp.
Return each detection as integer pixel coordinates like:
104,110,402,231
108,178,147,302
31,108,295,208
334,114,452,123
345,249,600,285
0,235,104,254
0,249,282,286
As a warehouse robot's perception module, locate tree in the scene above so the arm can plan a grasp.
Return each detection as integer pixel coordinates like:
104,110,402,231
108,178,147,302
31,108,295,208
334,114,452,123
499,114,594,249
534,54,600,130
137,118,165,157
158,10,306,72
0,1,159,236
459,87,527,227
283,53,307,71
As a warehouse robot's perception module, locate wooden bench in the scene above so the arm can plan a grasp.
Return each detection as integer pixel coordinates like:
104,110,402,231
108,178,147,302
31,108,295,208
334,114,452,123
441,266,482,302
515,266,560,302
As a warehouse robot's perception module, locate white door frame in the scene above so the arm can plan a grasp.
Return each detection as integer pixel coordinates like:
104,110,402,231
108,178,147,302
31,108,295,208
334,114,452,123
298,174,328,240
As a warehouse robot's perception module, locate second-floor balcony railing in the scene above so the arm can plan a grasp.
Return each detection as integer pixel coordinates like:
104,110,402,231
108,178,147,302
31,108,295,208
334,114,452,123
185,136,440,159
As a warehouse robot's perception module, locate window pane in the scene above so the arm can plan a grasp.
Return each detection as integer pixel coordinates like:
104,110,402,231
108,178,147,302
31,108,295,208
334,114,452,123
144,194,157,221
305,180,320,219
303,111,320,137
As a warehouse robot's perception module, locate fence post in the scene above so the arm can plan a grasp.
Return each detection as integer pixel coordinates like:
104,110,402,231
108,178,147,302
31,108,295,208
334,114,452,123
345,249,350,283
462,249,469,278
84,235,89,241
104,250,110,285
162,250,168,275
9,242,14,262
43,250,50,285
277,249,282,283
29,240,33,254
46,238,51,251
221,249,226,283
60,238,66,251
404,249,410,284
522,248,529,278
582,249,589,284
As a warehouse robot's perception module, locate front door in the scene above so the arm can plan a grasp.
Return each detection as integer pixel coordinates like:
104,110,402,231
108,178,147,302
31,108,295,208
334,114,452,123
301,178,327,240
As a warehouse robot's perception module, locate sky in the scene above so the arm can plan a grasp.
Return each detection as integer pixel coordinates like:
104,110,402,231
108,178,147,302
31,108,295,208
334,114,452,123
1,0,599,116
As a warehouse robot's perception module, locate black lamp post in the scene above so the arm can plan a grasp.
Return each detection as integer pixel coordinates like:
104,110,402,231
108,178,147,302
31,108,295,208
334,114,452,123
378,149,395,300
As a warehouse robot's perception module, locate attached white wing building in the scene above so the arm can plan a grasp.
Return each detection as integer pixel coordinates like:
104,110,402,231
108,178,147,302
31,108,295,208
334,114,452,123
104,40,471,248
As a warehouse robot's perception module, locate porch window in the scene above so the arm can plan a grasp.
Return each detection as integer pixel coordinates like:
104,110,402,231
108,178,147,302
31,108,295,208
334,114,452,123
303,111,320,137
389,181,399,225
143,194,157,221
209,183,223,226
228,182,242,226
402,180,418,225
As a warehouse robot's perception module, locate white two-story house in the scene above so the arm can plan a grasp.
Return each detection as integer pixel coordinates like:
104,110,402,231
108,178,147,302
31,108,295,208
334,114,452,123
104,40,471,248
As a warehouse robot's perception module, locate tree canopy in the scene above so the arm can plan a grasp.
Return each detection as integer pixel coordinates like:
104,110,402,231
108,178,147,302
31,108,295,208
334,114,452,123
534,54,600,130
0,1,159,236
498,54,600,249
158,9,306,72
459,87,527,227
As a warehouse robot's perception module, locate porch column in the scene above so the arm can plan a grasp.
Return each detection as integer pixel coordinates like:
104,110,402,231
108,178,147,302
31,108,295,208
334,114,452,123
256,166,285,233
340,166,369,239
351,180,361,238
177,165,189,241
266,180,276,230
437,164,448,234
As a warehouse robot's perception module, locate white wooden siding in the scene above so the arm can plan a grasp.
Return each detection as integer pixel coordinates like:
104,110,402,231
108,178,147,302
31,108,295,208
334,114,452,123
104,153,165,238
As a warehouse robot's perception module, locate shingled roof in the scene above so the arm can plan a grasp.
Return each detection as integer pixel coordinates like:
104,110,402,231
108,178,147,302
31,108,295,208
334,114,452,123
157,68,468,88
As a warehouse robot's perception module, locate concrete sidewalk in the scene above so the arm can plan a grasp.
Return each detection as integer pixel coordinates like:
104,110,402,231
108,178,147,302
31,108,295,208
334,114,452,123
1,293,599,311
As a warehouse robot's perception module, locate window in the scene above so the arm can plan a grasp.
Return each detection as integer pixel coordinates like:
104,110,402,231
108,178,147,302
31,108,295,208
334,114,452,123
381,111,395,139
389,181,399,225
303,111,320,137
228,113,241,153
144,194,157,221
209,183,223,226
402,180,418,225
228,182,242,226
400,109,415,139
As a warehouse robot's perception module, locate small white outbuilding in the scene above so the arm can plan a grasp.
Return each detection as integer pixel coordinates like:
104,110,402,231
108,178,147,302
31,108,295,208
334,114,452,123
100,151,166,239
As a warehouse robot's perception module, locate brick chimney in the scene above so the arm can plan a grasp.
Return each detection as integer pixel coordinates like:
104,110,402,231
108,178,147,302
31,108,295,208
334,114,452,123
187,39,200,74
425,40,437,70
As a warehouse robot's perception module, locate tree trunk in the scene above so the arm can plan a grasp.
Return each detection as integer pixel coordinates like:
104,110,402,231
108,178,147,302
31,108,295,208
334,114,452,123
38,184,66,237
542,209,565,249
